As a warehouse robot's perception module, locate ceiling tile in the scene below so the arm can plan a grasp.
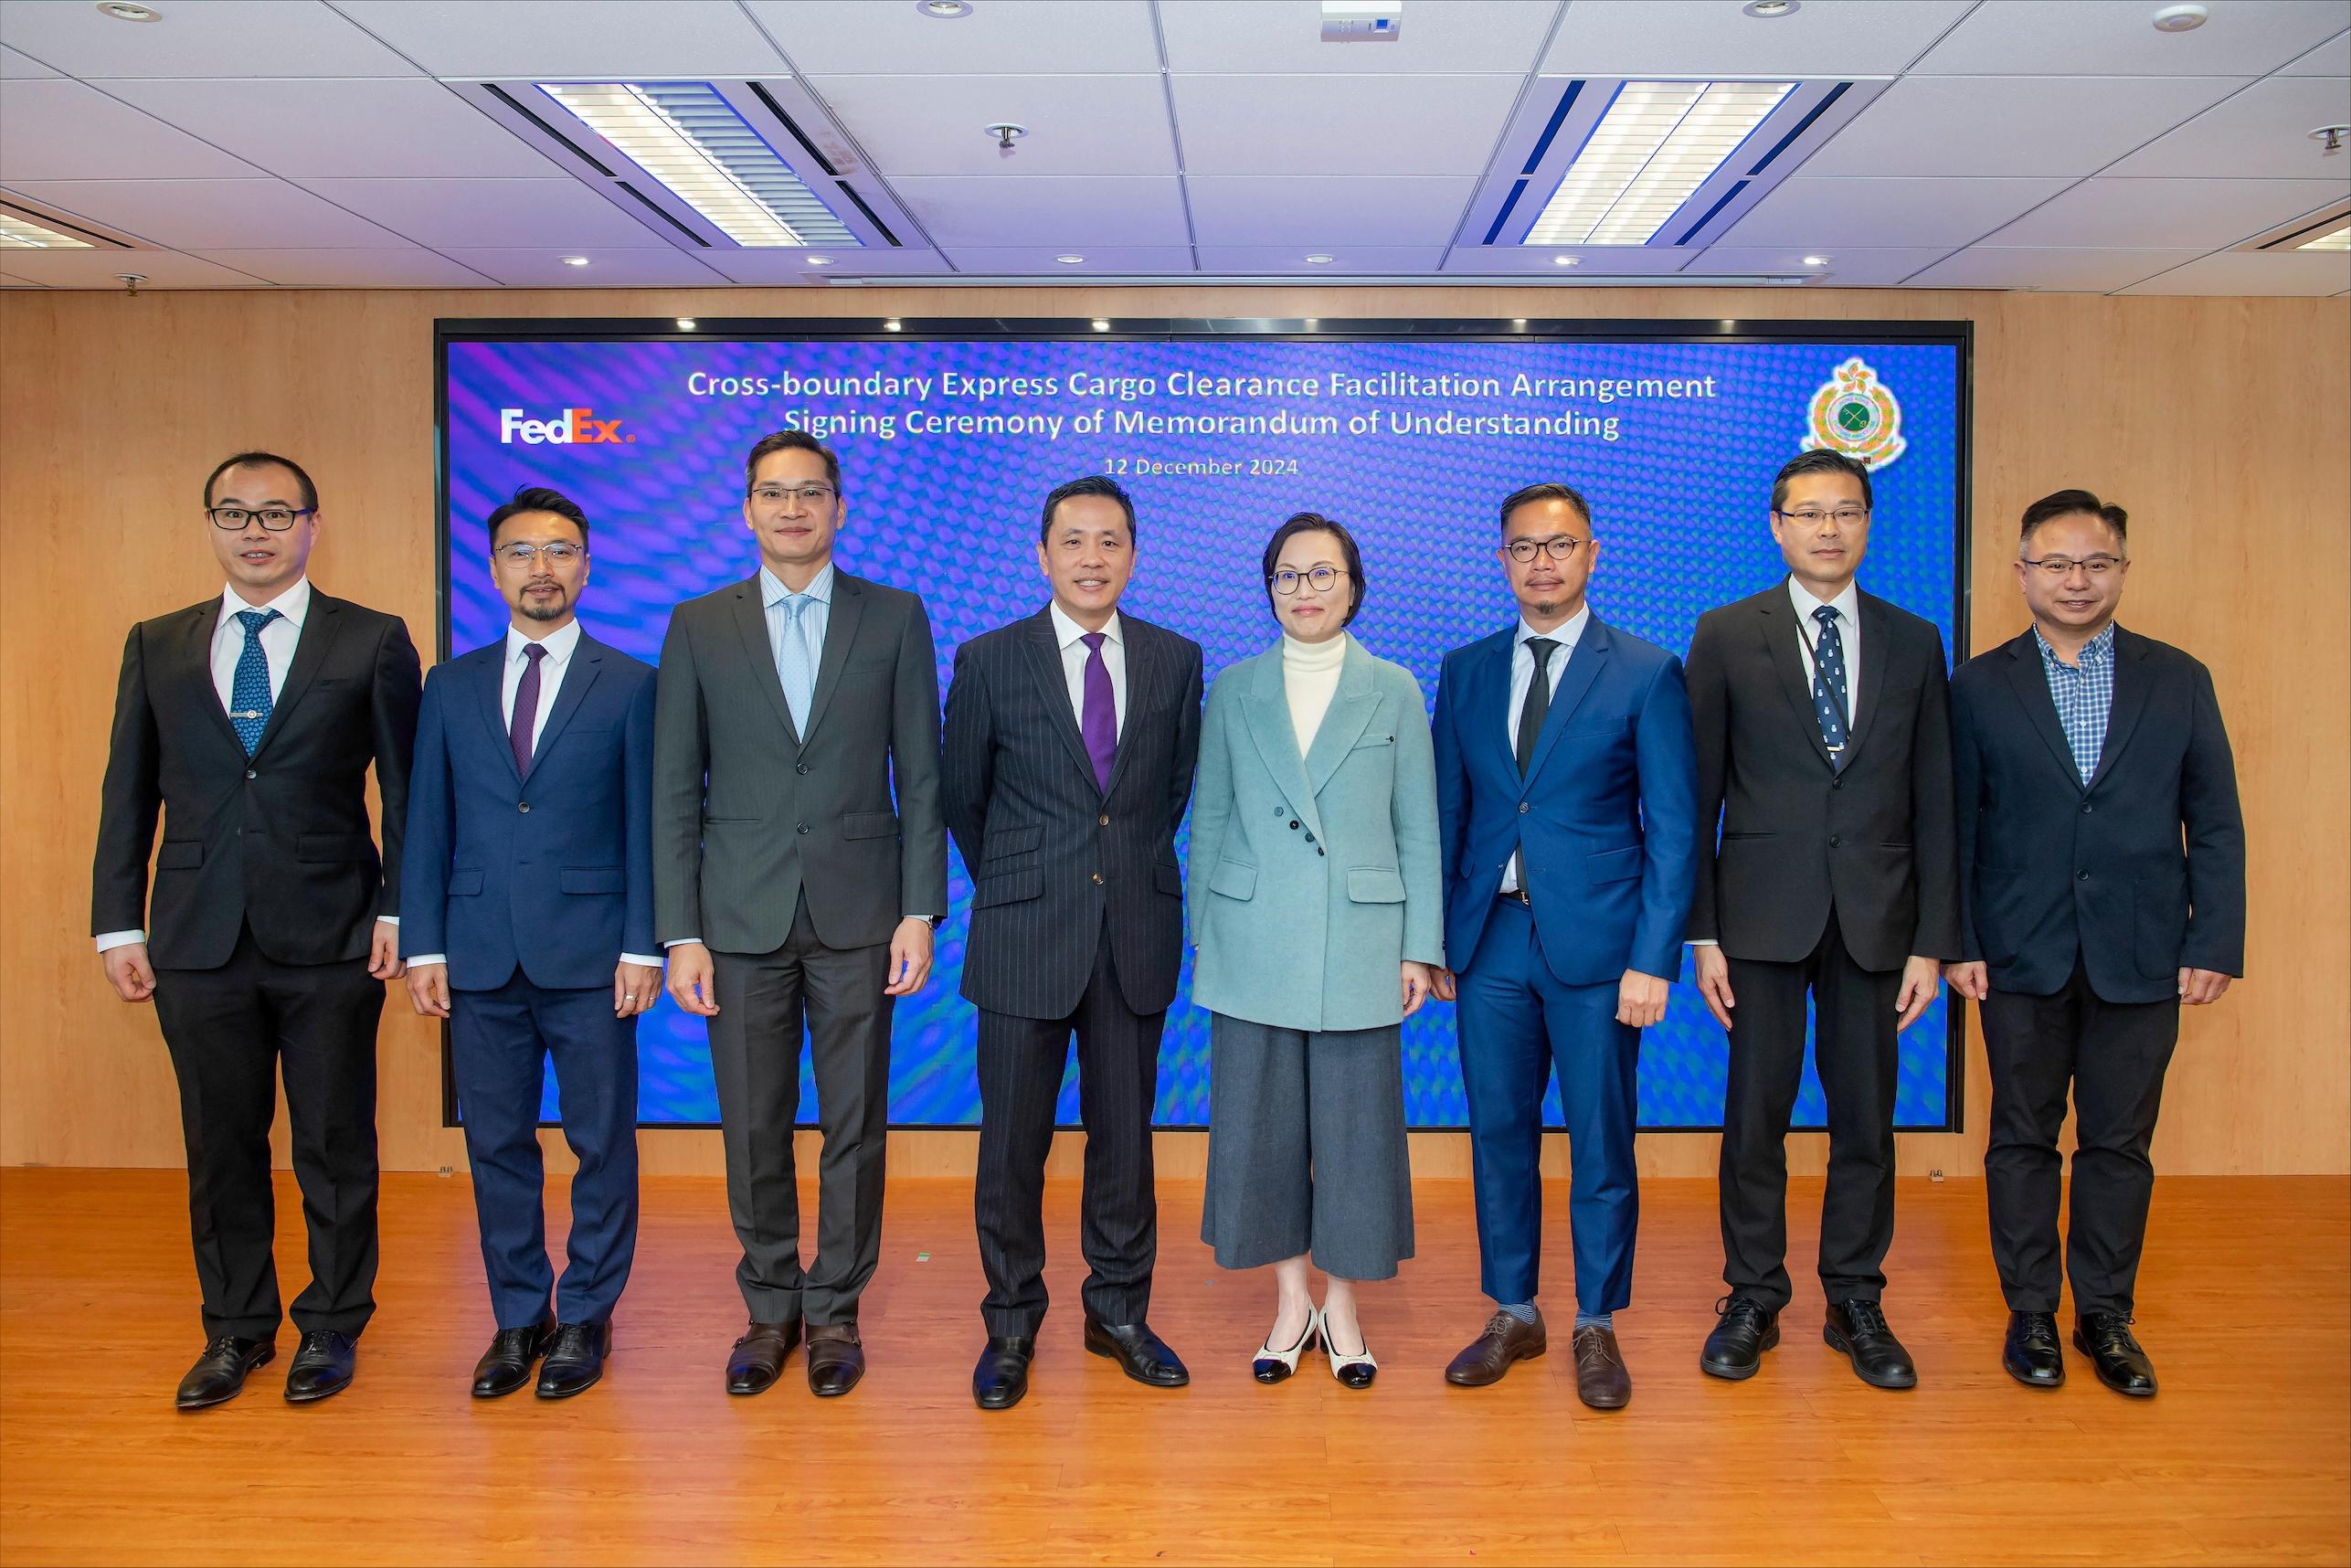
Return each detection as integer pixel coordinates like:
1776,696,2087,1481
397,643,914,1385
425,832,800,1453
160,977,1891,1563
1693,246,1953,285
1160,0,1558,73
1197,244,1445,272
1983,176,2348,248
1439,244,1700,275
1901,246,2208,291
746,1,1161,74
887,175,1189,247
2107,77,2351,178
1186,175,1477,245
697,248,952,282
0,0,421,78
1912,0,2348,76
186,247,497,286
1540,1,1973,78
806,74,1177,177
295,178,674,248
4,177,401,248
1170,74,1515,176
2116,248,2351,294
1802,76,2245,177
2279,28,2351,74
1721,175,2074,247
938,245,1197,273
0,80,262,181
329,0,786,79
0,44,60,77
0,248,270,287
100,78,560,179
435,248,729,286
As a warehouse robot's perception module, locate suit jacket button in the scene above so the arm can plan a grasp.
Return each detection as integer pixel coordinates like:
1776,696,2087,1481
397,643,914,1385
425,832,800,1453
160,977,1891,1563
244,768,257,780
1289,820,1300,830
2076,868,2091,881
518,801,531,813
797,762,811,775
1304,832,1316,843
1827,833,1840,847
1091,872,1104,885
1316,848,1325,857
797,822,810,835
1098,813,1110,826
2080,802,2093,814
1519,802,1530,814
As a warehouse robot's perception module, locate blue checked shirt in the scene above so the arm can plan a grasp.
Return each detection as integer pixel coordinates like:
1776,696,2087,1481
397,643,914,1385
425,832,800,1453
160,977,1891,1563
2036,623,2115,786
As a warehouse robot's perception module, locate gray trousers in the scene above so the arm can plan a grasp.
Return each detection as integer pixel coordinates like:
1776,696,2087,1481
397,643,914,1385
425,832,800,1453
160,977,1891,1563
708,898,893,1325
1201,1013,1414,1280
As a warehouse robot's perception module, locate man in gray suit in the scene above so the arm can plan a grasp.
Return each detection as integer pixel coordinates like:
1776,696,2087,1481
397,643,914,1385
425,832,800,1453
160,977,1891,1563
653,429,947,1399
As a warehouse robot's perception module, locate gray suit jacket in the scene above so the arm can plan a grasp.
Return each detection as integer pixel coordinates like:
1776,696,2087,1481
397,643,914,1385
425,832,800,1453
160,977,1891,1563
651,568,947,954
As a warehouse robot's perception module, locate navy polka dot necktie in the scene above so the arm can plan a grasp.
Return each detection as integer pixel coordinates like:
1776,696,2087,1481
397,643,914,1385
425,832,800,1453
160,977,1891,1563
228,608,279,756
1811,605,1850,770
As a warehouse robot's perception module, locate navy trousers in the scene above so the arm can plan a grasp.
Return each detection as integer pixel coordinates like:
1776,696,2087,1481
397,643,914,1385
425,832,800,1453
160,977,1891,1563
1455,898,1641,1314
450,975,641,1330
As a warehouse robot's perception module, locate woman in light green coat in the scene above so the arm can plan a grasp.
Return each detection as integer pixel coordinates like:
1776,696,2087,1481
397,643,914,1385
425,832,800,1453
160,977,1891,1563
1190,512,1444,1390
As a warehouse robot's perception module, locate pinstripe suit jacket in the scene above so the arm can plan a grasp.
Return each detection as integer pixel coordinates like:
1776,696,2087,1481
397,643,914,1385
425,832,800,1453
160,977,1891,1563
942,607,1204,1020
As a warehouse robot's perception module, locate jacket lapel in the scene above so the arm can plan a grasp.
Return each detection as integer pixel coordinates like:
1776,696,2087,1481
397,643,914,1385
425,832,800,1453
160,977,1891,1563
524,638,603,782
799,573,864,747
1761,591,1836,770
2083,628,2152,794
471,641,519,779
249,595,342,759
1524,617,1610,786
1302,637,1379,798
1022,610,1103,793
185,598,247,756
2000,630,2086,791
728,577,799,743
1837,593,1893,766
1101,618,1155,800
1238,648,1322,840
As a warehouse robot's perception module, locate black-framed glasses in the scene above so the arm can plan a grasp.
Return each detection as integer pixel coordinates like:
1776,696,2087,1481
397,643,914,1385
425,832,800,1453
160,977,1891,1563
748,482,838,506
207,506,312,532
1269,565,1348,595
2020,553,2125,577
1503,535,1587,564
1773,507,1869,527
494,541,585,568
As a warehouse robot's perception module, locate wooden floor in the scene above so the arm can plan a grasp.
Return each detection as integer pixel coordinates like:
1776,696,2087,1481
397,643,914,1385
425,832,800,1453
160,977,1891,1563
1,1169,2344,1567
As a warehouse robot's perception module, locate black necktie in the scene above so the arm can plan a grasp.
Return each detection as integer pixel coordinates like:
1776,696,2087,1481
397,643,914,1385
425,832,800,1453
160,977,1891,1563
1517,638,1558,775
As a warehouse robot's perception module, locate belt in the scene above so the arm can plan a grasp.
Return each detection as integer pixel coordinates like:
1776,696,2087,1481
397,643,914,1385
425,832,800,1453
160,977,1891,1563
1499,887,1531,907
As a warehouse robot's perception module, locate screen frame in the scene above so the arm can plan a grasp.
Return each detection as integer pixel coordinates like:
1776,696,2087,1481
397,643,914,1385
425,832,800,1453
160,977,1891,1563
433,313,1975,1134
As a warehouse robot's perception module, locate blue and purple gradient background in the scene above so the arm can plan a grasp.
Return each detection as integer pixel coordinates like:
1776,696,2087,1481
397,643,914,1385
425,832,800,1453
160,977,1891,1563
441,332,1963,1129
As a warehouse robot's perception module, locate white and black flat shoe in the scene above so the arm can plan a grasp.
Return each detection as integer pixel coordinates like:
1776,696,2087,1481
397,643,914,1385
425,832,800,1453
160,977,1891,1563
1253,1308,1321,1384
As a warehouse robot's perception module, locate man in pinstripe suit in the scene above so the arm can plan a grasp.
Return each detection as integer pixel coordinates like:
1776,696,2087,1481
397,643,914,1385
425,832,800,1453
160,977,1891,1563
943,476,1204,1411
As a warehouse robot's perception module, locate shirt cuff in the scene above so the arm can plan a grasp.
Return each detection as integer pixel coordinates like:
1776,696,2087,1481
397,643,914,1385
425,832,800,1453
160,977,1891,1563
663,938,703,948
376,915,399,927
620,952,664,969
408,954,448,968
94,929,146,954
1686,938,1720,947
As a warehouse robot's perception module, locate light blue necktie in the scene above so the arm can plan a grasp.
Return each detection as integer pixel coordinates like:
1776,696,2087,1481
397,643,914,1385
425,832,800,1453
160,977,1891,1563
777,593,815,735
229,608,279,756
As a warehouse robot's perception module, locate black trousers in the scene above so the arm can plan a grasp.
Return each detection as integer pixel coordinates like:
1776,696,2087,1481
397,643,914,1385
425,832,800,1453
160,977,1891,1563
1979,962,2180,1317
1718,908,1901,1312
151,924,385,1340
707,898,893,1326
974,923,1162,1338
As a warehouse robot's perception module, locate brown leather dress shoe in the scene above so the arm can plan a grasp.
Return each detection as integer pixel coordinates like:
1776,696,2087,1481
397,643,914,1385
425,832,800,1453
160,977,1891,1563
1572,1324,1631,1409
1444,1308,1547,1387
805,1322,865,1397
725,1320,801,1396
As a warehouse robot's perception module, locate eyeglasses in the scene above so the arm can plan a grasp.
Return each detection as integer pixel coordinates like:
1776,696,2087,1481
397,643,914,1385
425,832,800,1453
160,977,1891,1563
748,482,838,506
1774,508,1869,527
207,506,312,532
1269,566,1349,595
2020,553,2125,577
495,542,585,568
1503,535,1587,564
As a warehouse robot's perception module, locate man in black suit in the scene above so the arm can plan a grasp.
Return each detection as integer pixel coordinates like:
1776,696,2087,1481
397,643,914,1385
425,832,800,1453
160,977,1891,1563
653,429,946,1399
93,451,420,1410
1685,448,1959,1391
1948,489,2243,1399
943,476,1203,1410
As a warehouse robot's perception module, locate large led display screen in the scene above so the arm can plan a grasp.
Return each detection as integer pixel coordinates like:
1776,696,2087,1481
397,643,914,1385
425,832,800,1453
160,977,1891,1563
439,318,1968,1130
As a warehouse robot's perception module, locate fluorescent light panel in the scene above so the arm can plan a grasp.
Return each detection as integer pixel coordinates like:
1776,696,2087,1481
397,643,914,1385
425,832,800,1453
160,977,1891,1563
2296,223,2348,251
0,211,97,249
539,81,856,249
1526,80,1793,247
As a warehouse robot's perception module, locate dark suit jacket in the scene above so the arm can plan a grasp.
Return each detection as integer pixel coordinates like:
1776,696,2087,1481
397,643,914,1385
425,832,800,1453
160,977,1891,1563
92,588,422,969
1952,626,2244,1002
942,609,1202,1019
1685,583,1961,972
652,569,947,954
1434,616,1700,987
400,630,657,991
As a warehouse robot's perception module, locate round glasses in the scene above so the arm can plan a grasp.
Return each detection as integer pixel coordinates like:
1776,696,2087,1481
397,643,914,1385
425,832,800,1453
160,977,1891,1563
1269,566,1349,595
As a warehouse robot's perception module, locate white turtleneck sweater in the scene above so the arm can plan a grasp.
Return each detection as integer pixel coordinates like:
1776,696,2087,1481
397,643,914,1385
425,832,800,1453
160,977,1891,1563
1282,631,1348,757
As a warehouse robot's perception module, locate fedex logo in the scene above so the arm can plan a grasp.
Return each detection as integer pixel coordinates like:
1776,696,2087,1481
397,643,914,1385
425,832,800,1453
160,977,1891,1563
498,408,631,445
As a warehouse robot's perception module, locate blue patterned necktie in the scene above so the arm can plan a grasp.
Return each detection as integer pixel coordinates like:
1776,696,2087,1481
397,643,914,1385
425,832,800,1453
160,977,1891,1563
228,608,280,756
777,592,815,735
1811,605,1850,770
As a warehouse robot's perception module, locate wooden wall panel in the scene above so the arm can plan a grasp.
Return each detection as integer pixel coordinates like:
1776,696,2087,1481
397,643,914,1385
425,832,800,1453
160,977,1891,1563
3,283,2342,1179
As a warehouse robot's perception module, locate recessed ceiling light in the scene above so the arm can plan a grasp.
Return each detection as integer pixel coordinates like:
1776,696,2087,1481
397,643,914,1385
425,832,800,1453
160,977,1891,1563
561,255,590,267
884,318,904,331
1305,253,1336,264
806,254,833,265
1742,0,1798,16
1091,318,1111,331
917,0,971,15
675,316,697,330
1802,254,1830,266
1510,317,1528,329
2296,223,2349,250
96,2,161,20
2311,124,2349,155
2151,4,2208,32
1527,79,1795,247
0,210,98,249
1054,253,1085,264
1553,255,1580,266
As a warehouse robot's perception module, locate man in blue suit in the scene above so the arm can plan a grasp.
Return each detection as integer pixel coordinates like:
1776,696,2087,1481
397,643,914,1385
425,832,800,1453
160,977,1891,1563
1432,482,1699,1408
401,486,660,1401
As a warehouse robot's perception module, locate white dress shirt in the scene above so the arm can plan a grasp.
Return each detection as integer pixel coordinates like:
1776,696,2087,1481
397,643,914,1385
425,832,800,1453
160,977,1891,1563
1501,606,1589,895
761,561,833,725
1050,600,1127,737
1788,576,1862,728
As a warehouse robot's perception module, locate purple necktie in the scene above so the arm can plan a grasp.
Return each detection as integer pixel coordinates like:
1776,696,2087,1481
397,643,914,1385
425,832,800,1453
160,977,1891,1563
1079,630,1117,793
511,642,545,776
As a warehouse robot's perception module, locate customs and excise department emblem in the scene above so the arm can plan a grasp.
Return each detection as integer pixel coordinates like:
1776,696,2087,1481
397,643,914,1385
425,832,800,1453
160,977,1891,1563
1803,356,1906,469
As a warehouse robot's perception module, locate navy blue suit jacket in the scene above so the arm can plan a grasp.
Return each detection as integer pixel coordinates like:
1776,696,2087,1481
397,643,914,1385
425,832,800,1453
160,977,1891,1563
1435,615,1700,987
400,629,657,991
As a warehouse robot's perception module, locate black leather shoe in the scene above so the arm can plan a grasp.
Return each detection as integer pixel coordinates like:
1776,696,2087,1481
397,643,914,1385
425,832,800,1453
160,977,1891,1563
725,1319,801,1396
535,1320,612,1400
2003,1310,2065,1389
283,1330,357,1404
2075,1311,2157,1398
1700,1296,1780,1381
1083,1318,1189,1387
472,1322,554,1398
176,1335,274,1411
973,1336,1034,1410
1826,1299,1918,1390
805,1322,865,1397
